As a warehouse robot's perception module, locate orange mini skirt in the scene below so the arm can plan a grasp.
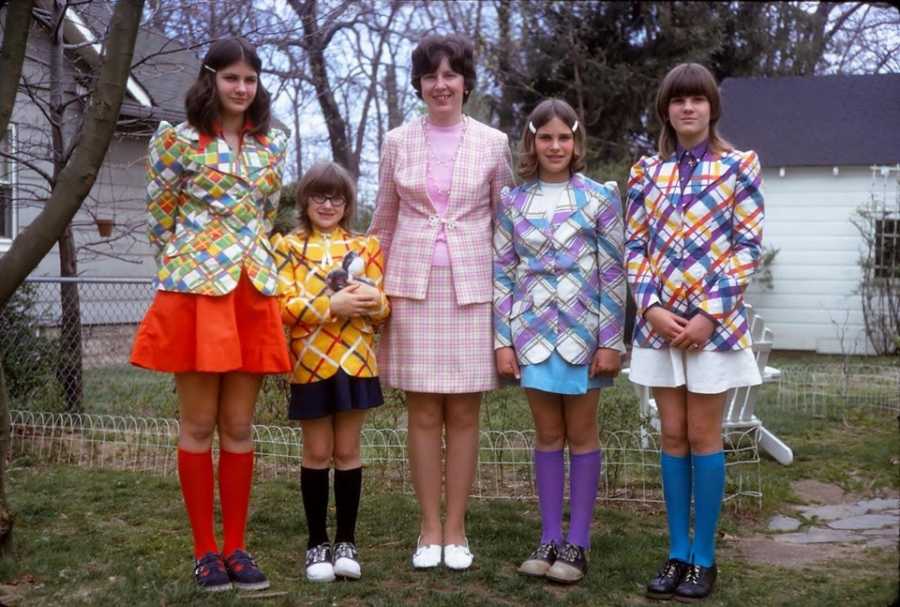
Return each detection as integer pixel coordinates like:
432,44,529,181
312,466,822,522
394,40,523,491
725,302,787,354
130,273,291,374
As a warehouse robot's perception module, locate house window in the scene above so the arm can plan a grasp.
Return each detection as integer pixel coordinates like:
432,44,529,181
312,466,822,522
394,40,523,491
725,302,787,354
874,217,899,279
0,125,15,243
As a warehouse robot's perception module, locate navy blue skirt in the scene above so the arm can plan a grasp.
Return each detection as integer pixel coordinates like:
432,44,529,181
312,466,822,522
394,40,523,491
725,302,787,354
289,370,384,420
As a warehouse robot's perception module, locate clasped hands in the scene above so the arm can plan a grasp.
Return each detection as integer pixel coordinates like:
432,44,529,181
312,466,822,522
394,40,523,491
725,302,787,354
644,306,715,351
329,283,381,317
495,347,621,380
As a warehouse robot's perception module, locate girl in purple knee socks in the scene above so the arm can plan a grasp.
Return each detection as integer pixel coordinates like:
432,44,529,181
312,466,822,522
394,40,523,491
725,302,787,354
493,99,626,584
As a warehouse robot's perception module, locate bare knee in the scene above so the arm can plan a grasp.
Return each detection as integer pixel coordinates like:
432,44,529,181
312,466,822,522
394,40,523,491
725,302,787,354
179,418,216,448
409,405,444,433
303,438,333,469
660,425,689,455
333,441,361,469
687,425,722,454
218,416,253,446
534,425,565,451
446,407,479,433
565,422,599,453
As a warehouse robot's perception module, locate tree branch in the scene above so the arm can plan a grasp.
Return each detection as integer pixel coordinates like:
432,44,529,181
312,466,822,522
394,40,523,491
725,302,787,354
0,0,146,309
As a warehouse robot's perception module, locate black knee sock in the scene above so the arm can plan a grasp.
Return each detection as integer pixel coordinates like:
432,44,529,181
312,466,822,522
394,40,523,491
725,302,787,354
334,467,362,544
300,466,330,549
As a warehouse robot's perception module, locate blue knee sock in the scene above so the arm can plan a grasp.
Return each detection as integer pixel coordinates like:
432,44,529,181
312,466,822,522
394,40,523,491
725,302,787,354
691,451,725,567
660,451,691,562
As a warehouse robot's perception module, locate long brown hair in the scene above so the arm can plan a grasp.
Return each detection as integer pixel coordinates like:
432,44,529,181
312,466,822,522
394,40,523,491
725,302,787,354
655,63,732,158
185,38,271,137
517,98,586,181
295,161,358,233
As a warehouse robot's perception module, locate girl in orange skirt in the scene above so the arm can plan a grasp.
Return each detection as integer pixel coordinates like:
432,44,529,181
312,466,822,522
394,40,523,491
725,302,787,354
130,38,290,593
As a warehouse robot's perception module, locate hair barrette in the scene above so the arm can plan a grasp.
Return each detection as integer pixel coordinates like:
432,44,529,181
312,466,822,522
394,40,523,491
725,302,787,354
528,121,536,134
203,64,216,74
572,120,579,132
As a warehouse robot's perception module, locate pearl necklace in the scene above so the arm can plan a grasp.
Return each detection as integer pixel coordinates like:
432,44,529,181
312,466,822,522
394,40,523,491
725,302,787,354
423,115,467,197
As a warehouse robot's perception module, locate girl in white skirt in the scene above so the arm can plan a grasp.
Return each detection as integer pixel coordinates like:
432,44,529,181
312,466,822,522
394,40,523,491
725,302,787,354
494,99,626,584
625,63,764,602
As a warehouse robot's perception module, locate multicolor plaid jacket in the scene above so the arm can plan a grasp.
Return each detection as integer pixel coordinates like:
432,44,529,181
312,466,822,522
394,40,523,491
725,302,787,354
625,148,764,350
273,228,390,384
368,116,514,305
145,121,287,296
493,175,627,366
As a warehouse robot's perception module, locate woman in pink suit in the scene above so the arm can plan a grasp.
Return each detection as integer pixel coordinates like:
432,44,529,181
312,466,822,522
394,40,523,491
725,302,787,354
368,33,514,570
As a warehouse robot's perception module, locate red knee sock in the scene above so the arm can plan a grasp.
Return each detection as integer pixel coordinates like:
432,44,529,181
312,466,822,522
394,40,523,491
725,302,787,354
177,448,218,559
219,449,255,557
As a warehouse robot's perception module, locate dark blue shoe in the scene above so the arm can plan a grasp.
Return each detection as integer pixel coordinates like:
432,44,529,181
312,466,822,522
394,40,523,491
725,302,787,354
193,552,232,592
225,549,269,590
224,549,270,591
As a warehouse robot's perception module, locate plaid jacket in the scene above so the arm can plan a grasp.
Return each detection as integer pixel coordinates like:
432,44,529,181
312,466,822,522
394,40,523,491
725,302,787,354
493,175,626,366
146,121,287,296
273,228,390,384
368,116,514,305
625,148,764,350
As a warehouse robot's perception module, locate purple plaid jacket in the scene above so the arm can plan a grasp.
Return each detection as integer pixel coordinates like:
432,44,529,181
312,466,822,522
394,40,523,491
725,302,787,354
493,175,626,366
625,148,764,350
368,116,514,305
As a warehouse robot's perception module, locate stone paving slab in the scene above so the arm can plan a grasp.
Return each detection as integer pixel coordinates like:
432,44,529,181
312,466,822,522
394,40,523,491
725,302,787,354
828,514,898,530
768,515,802,532
776,529,859,544
796,503,868,520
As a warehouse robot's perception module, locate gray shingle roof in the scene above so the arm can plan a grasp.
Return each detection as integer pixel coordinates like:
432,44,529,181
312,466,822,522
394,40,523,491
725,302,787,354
718,74,900,167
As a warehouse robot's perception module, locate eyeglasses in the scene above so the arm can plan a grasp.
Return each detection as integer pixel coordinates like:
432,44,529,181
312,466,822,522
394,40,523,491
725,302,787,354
309,194,346,207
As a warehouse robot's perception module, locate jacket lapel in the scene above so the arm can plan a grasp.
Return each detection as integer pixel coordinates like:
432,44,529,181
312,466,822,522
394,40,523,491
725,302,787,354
447,116,475,215
513,181,551,236
408,119,435,213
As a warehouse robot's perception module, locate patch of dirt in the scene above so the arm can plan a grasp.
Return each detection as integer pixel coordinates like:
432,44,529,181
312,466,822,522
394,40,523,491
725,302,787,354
731,536,864,568
790,480,848,505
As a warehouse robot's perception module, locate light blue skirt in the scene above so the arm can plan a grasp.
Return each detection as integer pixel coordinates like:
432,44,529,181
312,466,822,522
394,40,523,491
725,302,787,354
520,351,614,395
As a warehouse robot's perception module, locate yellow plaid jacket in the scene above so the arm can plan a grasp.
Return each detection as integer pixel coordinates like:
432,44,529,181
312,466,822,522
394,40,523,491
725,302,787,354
273,228,390,384
146,121,287,296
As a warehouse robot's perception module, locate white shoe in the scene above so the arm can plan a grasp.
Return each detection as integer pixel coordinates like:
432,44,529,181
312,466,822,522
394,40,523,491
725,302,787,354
305,543,335,582
333,542,361,580
412,536,442,569
443,539,473,570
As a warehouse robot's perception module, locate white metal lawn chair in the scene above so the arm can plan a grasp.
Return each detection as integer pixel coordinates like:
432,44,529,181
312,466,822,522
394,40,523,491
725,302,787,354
626,305,794,465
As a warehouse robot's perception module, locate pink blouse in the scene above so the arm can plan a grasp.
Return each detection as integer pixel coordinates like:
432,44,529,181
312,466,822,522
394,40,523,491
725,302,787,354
425,120,464,266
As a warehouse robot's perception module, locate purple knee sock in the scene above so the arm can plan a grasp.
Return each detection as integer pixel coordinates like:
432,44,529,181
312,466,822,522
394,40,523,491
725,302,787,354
534,449,564,545
567,449,602,549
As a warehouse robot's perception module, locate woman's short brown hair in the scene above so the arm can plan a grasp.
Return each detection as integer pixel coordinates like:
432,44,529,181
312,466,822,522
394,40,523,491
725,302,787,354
185,38,271,138
411,34,476,104
295,161,358,233
517,98,586,181
655,63,732,158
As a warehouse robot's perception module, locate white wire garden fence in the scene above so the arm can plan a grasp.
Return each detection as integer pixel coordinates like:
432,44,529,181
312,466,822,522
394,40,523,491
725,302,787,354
3,277,898,506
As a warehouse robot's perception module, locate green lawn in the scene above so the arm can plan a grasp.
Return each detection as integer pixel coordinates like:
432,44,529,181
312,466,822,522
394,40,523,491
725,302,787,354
3,403,897,606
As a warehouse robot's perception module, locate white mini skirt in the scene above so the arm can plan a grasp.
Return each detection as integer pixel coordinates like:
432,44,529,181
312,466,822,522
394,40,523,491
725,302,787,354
628,346,762,394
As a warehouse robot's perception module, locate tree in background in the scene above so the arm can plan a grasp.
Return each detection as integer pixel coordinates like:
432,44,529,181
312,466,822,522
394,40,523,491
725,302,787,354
0,0,145,554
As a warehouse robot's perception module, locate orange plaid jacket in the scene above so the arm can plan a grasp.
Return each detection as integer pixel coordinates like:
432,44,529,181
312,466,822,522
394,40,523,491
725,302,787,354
273,228,390,384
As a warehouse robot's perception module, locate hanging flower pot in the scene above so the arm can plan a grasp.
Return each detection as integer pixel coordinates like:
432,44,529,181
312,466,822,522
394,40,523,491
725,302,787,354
95,218,114,237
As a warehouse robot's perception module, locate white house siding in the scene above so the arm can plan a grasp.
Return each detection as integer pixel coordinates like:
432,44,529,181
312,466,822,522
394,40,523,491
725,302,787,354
746,165,886,354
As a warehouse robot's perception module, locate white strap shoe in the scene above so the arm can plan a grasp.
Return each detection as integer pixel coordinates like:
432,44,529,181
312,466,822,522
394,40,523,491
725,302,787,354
412,536,442,569
443,539,473,570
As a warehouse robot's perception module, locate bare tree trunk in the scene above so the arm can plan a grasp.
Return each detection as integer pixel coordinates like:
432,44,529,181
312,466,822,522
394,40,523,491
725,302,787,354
49,0,83,412
495,0,515,134
0,0,34,138
291,93,303,178
0,365,11,557
290,0,357,177
383,59,402,131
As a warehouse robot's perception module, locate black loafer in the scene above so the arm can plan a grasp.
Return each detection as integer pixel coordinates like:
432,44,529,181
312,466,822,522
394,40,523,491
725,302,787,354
674,563,717,603
646,558,690,599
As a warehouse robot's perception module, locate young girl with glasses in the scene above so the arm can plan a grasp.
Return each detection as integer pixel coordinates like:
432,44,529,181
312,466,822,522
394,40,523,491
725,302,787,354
272,161,389,582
